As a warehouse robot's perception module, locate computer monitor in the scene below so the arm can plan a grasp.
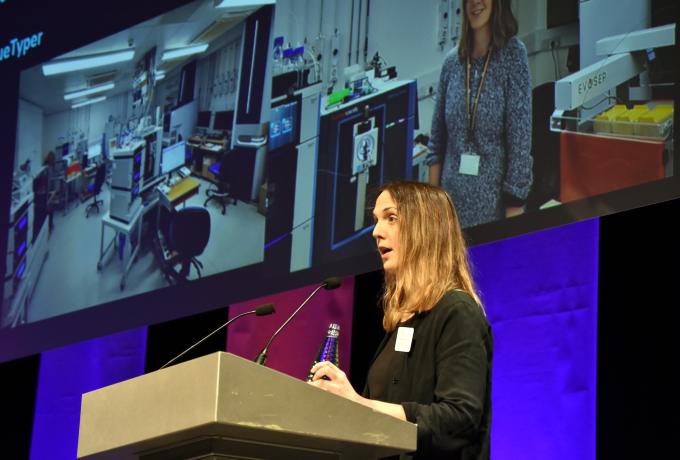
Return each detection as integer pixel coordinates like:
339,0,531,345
161,141,186,174
88,143,102,160
213,110,234,131
197,111,211,129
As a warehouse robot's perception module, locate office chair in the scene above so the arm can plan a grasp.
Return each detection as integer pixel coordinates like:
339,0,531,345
165,207,211,282
204,156,237,215
85,164,107,217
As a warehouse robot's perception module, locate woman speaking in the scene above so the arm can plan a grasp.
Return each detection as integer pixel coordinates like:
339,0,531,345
309,181,493,459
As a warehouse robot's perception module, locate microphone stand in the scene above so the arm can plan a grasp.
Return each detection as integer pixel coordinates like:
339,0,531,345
160,306,273,370
254,284,327,366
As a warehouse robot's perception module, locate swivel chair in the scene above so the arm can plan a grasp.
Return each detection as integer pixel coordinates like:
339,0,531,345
85,164,106,217
165,207,211,283
204,156,237,215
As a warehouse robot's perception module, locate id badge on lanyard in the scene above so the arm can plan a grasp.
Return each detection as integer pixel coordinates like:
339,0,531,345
459,150,480,176
459,49,492,177
460,126,480,176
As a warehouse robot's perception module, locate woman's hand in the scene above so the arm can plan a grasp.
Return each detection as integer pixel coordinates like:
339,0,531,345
307,361,361,403
307,361,408,421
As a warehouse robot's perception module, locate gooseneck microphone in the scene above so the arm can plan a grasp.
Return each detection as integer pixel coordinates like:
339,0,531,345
159,303,275,370
254,277,341,366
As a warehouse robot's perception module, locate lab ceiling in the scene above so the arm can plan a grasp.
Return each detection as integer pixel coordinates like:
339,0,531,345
19,0,255,115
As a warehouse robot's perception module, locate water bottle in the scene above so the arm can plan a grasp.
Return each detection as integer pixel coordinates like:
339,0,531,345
307,323,340,381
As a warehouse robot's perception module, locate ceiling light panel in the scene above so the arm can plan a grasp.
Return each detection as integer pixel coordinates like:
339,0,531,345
72,96,107,109
64,82,115,101
161,43,209,61
43,49,135,76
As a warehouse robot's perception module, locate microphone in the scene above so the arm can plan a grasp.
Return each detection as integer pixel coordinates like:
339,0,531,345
159,303,275,370
323,276,341,290
254,277,341,366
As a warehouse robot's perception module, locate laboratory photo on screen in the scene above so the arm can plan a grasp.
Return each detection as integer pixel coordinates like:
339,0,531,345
261,0,677,276
2,0,275,328
1,0,677,359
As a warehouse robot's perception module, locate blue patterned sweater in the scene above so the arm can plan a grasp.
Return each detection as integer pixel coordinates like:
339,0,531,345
428,36,533,228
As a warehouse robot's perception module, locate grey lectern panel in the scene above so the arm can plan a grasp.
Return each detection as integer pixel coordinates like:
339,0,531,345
78,352,416,460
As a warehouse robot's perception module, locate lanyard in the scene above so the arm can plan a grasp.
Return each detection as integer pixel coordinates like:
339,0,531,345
466,48,493,134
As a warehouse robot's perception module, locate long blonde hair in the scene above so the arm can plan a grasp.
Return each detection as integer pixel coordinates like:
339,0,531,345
376,182,482,331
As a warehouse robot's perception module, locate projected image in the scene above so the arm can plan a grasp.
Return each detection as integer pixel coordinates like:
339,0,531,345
261,0,676,277
1,0,677,362
2,0,274,328
425,0,676,228
520,0,675,215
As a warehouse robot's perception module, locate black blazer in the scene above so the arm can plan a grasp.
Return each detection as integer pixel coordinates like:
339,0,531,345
363,290,493,460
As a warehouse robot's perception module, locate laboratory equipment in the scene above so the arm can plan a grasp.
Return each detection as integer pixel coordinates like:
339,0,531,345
313,78,416,269
142,126,163,188
110,140,144,223
264,83,321,274
351,118,378,231
550,24,676,203
268,100,298,151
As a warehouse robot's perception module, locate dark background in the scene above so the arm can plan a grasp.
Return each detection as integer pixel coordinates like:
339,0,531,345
0,1,678,458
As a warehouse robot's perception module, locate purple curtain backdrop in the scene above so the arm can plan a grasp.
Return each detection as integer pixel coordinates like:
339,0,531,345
227,276,355,380
29,327,147,460
471,219,599,460
29,219,597,459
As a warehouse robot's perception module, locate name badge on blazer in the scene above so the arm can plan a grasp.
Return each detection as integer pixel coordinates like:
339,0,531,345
395,327,414,353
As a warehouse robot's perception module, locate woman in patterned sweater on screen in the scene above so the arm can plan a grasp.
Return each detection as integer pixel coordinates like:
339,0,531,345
428,0,533,228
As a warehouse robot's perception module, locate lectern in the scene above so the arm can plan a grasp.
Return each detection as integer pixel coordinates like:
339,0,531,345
77,352,416,459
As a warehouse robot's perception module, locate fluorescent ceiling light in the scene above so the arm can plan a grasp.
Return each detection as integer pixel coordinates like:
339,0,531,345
72,96,107,109
161,44,209,61
214,0,275,8
43,49,135,76
155,71,165,81
64,82,115,101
